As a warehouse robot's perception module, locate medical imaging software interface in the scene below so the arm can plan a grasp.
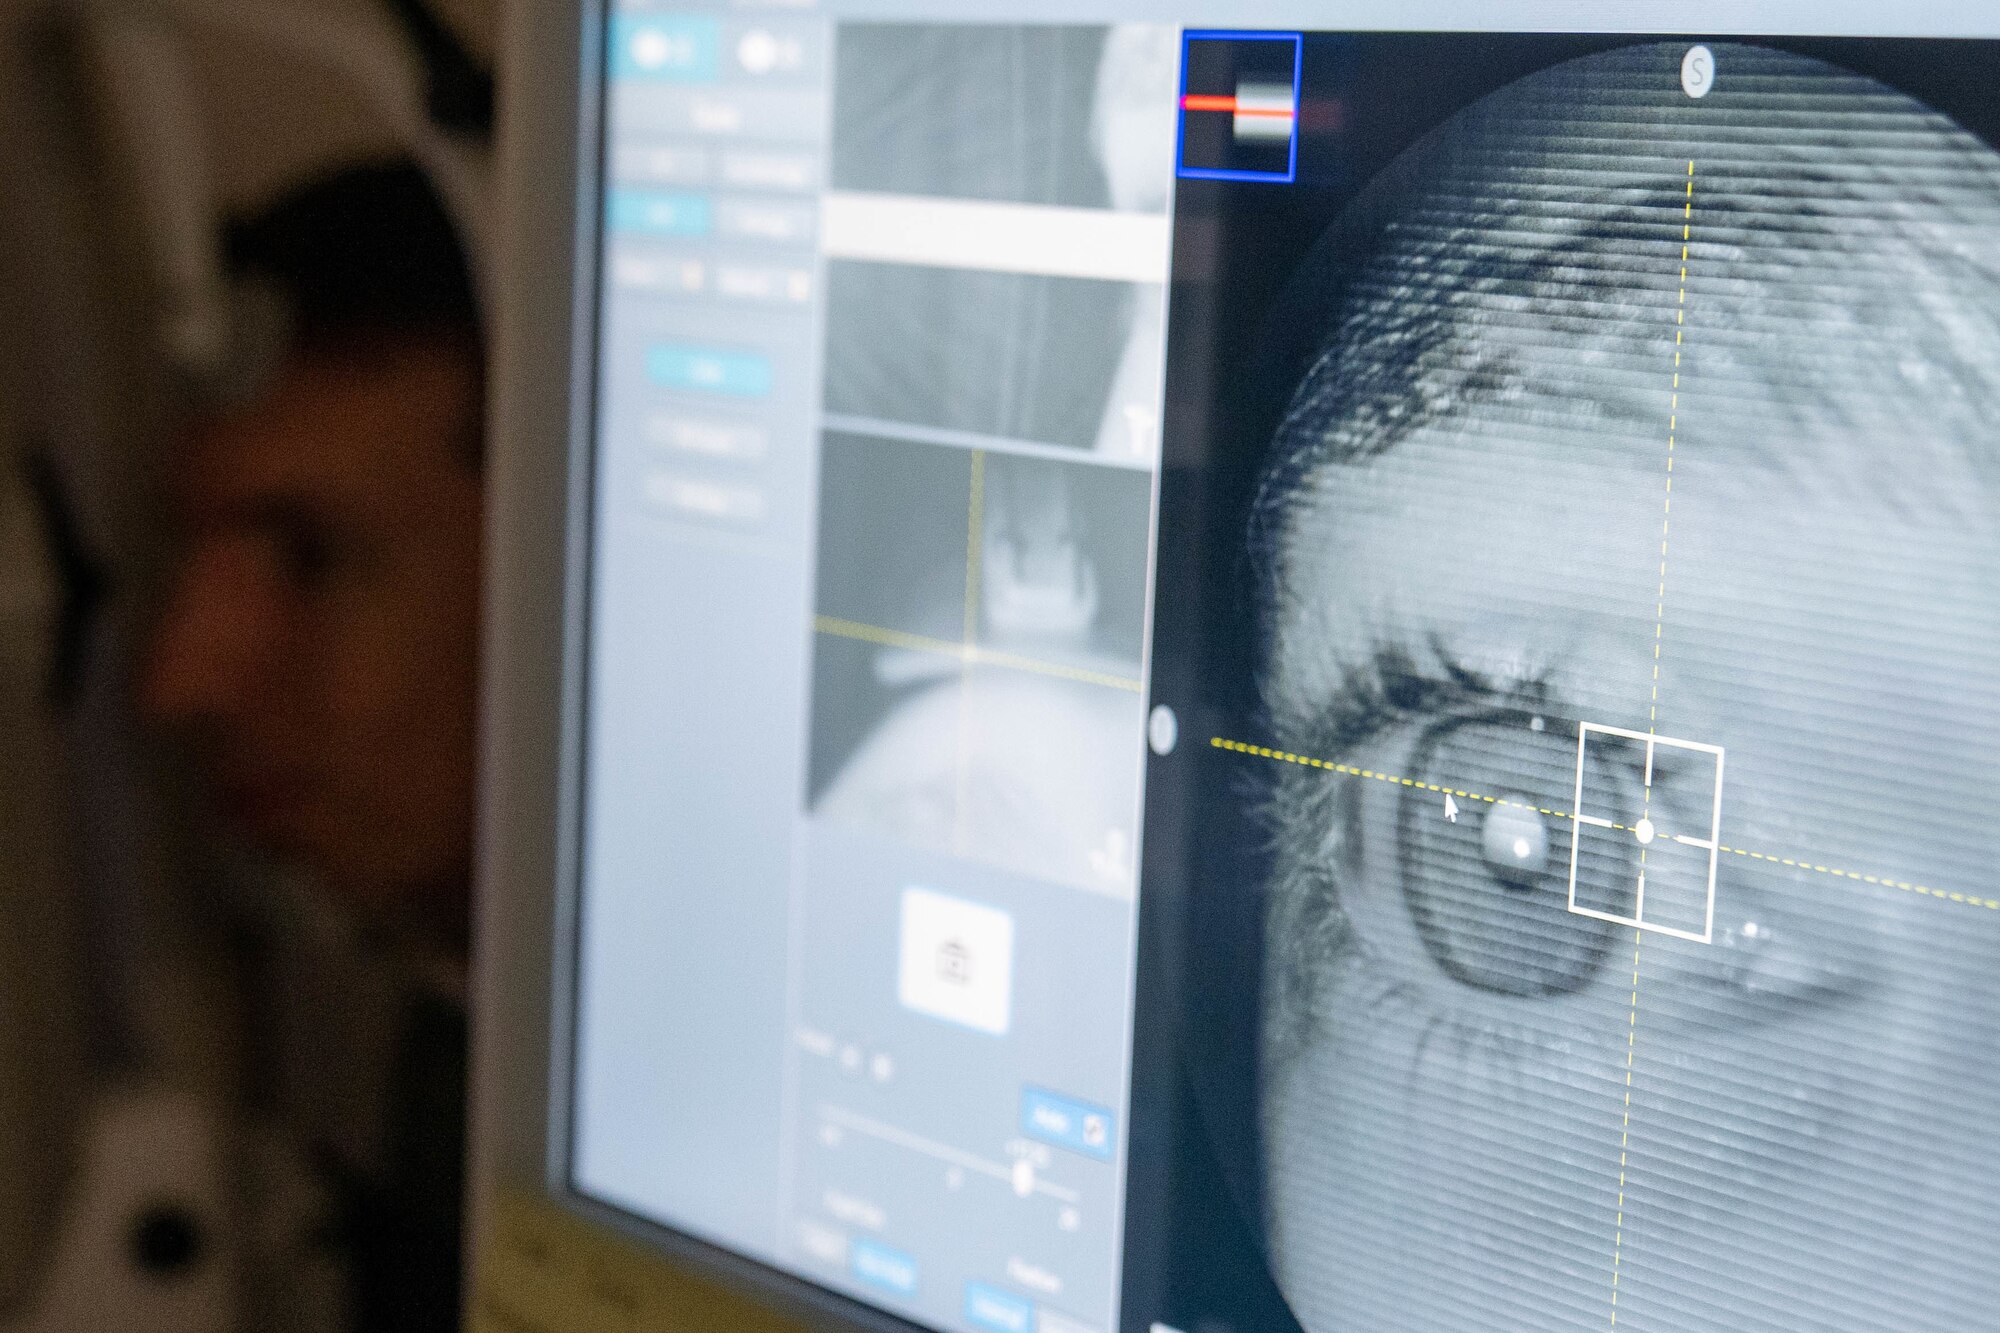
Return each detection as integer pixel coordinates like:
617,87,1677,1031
567,9,2000,1333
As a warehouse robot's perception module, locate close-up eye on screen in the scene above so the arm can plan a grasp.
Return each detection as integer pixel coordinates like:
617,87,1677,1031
1148,31,2000,1333
480,8,2000,1333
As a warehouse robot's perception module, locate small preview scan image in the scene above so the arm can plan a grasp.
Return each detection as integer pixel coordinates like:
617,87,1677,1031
807,23,1173,898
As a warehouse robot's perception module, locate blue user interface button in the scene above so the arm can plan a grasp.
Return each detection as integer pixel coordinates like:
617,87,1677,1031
1021,1087,1116,1161
851,1239,918,1297
607,189,713,237
646,345,774,399
609,16,719,82
964,1281,1034,1332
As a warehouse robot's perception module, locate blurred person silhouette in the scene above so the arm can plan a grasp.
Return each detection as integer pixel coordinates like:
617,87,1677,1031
142,160,482,1333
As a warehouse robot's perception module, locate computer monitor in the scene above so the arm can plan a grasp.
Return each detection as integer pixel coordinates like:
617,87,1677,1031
473,5,2000,1332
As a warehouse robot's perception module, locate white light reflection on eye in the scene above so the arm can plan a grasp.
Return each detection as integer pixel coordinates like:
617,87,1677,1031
1481,797,1549,886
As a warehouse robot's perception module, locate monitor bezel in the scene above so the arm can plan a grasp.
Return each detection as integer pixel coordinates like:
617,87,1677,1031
475,7,2000,1333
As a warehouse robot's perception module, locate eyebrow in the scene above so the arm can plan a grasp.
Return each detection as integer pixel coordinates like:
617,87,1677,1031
1269,634,1548,767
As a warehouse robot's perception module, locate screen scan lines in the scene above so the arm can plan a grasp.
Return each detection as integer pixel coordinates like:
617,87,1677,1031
1202,738,1999,916
1201,118,1995,1326
1607,151,1699,1332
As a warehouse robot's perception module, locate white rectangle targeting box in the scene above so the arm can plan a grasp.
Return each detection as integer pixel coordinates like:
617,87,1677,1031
1567,722,1725,944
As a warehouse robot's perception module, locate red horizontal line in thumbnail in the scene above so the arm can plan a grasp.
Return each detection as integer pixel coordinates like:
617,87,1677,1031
1179,94,1294,118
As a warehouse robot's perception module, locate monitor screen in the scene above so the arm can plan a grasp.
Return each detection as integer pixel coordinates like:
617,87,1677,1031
555,7,2000,1331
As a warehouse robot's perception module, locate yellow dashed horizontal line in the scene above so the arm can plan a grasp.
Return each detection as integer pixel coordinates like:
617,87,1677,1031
1209,736,1570,817
813,616,1143,692
1714,844,2000,911
1210,736,1994,914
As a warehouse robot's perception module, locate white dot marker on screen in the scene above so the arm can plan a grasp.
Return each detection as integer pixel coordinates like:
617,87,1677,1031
738,30,779,74
1148,705,1178,756
1682,45,1716,99
1011,1159,1035,1198
632,30,669,69
1635,817,1657,845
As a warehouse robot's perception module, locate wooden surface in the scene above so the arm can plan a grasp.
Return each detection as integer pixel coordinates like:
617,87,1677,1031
473,1185,811,1333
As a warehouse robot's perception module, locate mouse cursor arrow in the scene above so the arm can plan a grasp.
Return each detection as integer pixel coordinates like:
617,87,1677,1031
1443,794,1459,823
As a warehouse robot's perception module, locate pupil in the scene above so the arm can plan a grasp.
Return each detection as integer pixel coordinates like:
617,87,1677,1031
1481,798,1549,887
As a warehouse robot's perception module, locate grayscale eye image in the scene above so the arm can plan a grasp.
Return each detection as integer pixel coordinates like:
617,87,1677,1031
807,432,1152,895
823,23,1176,462
806,22,1174,897
823,262,1165,457
1143,37,2000,1333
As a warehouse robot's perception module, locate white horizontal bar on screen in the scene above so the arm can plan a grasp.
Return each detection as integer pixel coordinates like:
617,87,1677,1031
819,191,1170,284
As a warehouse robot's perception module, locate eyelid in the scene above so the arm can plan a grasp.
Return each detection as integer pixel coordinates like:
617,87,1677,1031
1422,693,1567,759
1293,643,1550,765
1395,709,1613,998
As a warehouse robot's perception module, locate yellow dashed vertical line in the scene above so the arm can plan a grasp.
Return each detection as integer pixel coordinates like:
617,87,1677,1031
963,449,986,648
1651,162,1692,730
1609,927,1643,1326
952,450,987,853
1610,157,1694,1328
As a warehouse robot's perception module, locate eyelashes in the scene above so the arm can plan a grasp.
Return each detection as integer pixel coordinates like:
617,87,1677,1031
1264,660,1871,1084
